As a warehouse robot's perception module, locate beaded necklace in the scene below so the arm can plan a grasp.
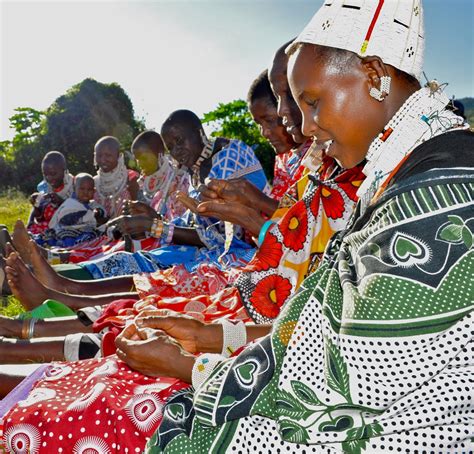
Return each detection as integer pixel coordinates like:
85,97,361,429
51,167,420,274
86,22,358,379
191,139,215,187
141,156,175,202
95,154,129,198
357,85,467,213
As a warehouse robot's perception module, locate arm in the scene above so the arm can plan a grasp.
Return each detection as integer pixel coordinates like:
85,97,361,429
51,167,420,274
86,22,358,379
115,314,273,383
201,179,279,217
127,177,140,201
171,226,205,247
135,313,272,354
27,206,37,227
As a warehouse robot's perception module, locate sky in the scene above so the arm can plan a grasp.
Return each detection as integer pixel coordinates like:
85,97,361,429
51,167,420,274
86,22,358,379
1,0,473,141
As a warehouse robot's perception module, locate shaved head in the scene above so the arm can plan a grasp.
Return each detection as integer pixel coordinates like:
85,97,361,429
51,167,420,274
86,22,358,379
161,110,203,136
94,136,120,154
42,151,66,170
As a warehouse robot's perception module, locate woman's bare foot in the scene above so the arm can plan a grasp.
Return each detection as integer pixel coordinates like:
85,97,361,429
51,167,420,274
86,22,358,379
29,239,66,290
12,220,33,265
5,251,50,311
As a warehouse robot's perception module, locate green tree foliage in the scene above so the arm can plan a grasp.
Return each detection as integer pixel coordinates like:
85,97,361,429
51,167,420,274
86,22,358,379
457,97,474,125
42,78,144,175
202,99,275,181
1,78,145,193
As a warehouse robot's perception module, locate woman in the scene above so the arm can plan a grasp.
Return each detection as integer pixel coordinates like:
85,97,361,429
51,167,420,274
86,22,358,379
93,135,139,220
137,1,472,451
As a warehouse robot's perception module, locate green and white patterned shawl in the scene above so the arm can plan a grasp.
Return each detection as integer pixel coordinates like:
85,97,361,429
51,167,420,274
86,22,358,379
148,139,474,453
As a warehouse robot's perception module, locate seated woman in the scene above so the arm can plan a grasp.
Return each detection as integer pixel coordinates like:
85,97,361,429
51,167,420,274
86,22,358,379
1,2,470,453
93,135,140,219
0,61,365,363
43,108,272,280
140,3,473,452
27,151,74,238
134,130,189,220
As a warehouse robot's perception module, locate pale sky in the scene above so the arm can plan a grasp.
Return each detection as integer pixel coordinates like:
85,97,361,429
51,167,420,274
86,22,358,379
1,0,473,141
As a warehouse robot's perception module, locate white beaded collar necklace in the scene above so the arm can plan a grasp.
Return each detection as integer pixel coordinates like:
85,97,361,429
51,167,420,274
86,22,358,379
357,85,467,213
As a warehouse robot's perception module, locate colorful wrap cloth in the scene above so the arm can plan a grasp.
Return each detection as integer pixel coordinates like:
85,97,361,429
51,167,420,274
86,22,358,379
28,173,75,236
147,141,474,452
2,134,472,453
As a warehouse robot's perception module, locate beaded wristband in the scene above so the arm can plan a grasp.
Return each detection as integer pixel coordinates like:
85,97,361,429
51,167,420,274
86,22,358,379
219,319,247,358
191,353,225,391
258,220,275,247
150,218,164,239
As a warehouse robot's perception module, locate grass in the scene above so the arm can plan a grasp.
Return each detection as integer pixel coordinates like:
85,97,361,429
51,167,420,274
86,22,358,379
0,189,30,316
0,188,31,231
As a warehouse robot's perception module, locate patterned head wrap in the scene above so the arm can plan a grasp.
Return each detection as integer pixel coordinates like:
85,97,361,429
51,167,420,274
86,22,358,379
294,0,424,80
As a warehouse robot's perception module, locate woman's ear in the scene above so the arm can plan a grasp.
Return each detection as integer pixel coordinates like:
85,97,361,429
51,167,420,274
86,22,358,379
360,56,389,91
361,56,391,101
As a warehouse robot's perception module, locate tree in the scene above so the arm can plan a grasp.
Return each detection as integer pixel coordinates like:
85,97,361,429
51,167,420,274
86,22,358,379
202,99,275,181
41,78,145,175
1,78,145,193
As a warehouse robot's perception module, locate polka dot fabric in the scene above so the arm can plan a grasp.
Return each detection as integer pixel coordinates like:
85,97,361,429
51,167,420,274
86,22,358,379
146,168,474,452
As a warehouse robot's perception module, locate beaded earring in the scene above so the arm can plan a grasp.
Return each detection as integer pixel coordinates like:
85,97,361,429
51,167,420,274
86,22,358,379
369,76,391,101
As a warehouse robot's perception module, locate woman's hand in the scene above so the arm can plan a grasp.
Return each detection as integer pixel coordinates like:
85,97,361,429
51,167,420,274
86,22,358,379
199,179,257,206
107,214,153,236
123,200,158,218
135,310,223,353
115,323,195,383
196,199,265,236
200,179,278,217
176,192,200,213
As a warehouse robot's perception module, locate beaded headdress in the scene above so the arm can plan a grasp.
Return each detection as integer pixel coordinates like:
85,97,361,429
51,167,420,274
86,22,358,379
294,0,425,80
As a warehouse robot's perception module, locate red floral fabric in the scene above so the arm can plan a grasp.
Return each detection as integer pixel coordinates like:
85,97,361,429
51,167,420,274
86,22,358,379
248,274,292,318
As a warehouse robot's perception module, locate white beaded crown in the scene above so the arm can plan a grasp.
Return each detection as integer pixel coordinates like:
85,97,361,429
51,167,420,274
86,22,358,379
294,0,425,80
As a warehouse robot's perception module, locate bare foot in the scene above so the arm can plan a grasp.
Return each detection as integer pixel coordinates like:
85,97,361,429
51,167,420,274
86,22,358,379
5,251,49,311
29,240,65,290
12,220,32,265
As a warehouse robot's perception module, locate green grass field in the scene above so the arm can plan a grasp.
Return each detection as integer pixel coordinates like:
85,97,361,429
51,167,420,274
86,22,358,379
0,190,30,316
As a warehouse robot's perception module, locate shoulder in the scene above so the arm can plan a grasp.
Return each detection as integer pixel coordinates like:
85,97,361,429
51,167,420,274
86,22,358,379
392,130,474,186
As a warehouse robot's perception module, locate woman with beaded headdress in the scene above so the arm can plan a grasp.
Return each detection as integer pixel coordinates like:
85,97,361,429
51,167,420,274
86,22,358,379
137,0,470,452
1,1,472,450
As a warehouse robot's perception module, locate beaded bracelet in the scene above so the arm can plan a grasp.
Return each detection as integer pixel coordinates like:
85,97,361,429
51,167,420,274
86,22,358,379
219,319,247,358
150,218,164,239
258,220,276,247
191,353,225,391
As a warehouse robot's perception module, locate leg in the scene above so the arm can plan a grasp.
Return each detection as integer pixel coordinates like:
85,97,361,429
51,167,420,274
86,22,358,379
0,336,66,363
12,220,33,264
0,371,32,398
29,240,135,295
11,220,70,264
6,251,139,311
0,315,91,338
0,253,11,295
